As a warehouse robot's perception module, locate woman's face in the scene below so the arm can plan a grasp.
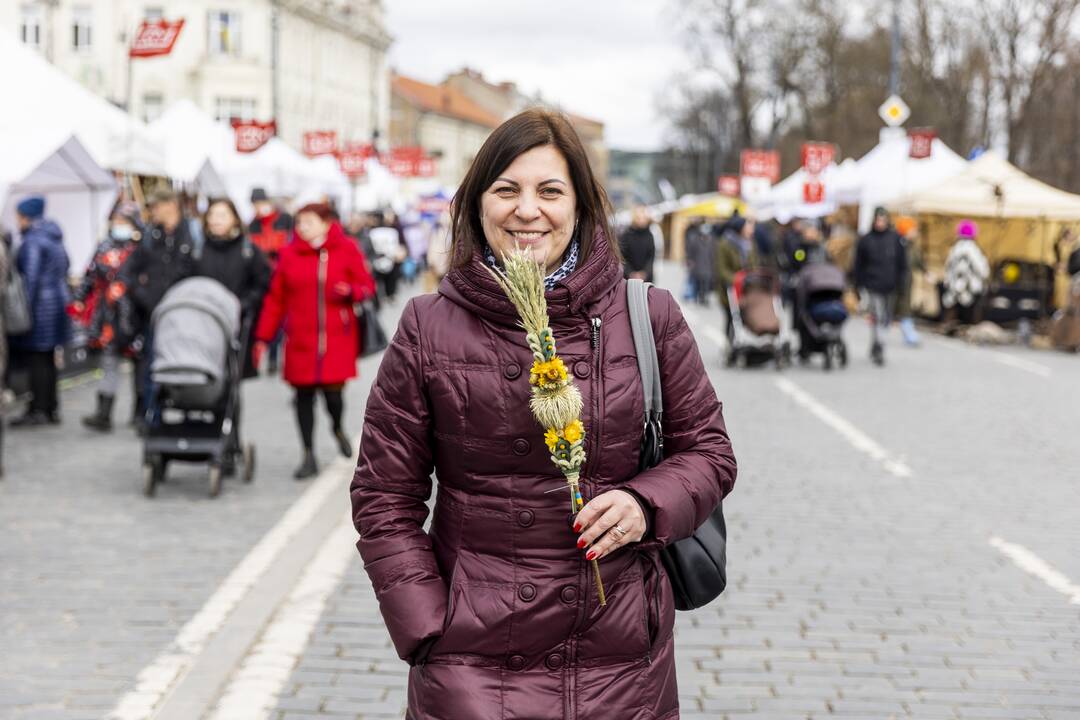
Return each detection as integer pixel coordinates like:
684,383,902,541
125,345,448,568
206,203,238,238
296,211,330,244
481,144,577,273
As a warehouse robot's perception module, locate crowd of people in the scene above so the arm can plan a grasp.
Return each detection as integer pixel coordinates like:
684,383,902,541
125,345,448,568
0,187,452,480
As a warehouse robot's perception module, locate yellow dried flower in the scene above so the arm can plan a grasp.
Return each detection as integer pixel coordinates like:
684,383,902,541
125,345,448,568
544,428,560,453
563,419,584,444
530,358,568,388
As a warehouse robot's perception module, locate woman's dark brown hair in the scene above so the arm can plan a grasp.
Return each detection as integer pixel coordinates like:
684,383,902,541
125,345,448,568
449,108,616,268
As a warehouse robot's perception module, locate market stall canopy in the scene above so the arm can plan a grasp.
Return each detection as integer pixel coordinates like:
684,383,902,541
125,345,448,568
891,151,1080,220
147,100,229,195
753,159,862,222
0,125,118,273
856,128,966,232
0,33,166,177
661,193,747,262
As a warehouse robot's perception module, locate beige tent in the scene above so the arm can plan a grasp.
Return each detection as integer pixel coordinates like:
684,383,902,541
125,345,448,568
661,194,745,261
890,152,1079,307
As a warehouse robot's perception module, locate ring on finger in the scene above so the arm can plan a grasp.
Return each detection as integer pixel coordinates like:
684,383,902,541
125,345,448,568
612,523,627,538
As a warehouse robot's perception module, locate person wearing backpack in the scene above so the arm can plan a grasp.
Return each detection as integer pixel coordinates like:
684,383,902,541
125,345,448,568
8,197,70,427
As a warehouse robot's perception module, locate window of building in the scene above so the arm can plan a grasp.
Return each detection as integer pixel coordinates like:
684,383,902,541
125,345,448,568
143,93,164,123
20,4,43,48
214,97,256,122
72,5,93,52
207,10,241,56
144,7,164,20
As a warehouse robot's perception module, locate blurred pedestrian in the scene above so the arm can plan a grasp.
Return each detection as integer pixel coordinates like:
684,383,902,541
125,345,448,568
854,207,907,366
0,233,8,474
790,218,830,273
685,216,712,304
941,219,990,326
715,216,761,339
196,198,271,376
248,188,293,374
893,216,923,346
72,204,143,432
117,188,197,429
8,196,70,427
619,205,656,282
254,203,376,479
370,210,406,302
1064,230,1080,278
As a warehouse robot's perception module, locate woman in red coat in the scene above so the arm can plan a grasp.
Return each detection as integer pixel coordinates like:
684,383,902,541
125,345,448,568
255,203,376,478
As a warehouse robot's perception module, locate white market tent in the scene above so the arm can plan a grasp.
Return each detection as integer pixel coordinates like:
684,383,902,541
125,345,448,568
146,100,229,195
754,158,862,222
856,128,966,232
0,126,118,273
891,151,1080,220
0,33,165,177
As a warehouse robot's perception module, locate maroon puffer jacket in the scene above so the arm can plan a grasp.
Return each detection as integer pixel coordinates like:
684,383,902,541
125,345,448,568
350,243,736,720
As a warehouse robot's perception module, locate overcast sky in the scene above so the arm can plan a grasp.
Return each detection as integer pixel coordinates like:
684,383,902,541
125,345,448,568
383,1,686,152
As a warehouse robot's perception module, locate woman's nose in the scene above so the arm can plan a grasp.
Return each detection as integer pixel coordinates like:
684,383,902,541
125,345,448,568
515,194,542,221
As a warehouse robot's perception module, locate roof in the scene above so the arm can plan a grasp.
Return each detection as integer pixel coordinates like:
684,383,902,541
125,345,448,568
392,74,502,129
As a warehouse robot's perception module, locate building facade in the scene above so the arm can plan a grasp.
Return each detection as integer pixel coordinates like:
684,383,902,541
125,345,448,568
390,73,500,189
2,0,391,151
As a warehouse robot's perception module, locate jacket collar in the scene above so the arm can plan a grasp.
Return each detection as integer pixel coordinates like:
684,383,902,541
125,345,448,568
440,228,622,324
289,222,349,255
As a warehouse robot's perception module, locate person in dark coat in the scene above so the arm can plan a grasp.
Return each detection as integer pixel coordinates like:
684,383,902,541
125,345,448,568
9,196,70,427
684,217,713,305
854,207,908,366
72,203,143,431
254,203,376,479
350,109,737,720
619,205,656,282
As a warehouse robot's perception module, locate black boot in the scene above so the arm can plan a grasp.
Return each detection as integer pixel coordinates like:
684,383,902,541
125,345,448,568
293,450,318,480
334,428,352,458
82,393,115,432
871,341,885,366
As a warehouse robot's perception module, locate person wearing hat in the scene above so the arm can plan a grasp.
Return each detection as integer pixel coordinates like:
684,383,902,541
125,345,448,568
248,188,293,373
941,219,990,326
9,196,70,427
116,188,197,430
70,203,145,431
854,207,908,366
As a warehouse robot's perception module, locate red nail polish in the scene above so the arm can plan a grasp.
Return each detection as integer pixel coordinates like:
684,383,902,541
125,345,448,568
577,538,586,549
573,522,582,533
586,550,596,561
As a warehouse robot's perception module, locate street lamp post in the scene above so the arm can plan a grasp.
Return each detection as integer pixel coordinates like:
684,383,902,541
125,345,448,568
889,0,901,97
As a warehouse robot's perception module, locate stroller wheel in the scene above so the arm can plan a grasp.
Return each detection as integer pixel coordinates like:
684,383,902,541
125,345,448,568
143,457,165,498
723,348,736,368
823,351,833,371
208,465,223,498
838,342,849,368
242,444,256,483
735,352,748,369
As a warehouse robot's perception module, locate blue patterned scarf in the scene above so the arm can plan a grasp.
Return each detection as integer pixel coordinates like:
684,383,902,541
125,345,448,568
484,238,580,290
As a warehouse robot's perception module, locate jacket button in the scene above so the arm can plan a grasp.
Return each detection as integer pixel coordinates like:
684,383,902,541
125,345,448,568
518,583,537,602
507,654,526,671
573,360,591,379
517,509,534,527
504,362,521,380
545,653,565,670
560,585,578,604
512,438,531,455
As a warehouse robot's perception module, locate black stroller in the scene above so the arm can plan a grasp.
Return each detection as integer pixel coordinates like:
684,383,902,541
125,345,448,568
142,277,256,497
795,262,849,370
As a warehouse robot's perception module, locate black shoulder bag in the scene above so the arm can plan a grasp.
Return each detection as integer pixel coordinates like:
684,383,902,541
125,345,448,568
626,279,727,611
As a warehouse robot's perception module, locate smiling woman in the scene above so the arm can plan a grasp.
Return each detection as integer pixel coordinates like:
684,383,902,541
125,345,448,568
350,107,737,720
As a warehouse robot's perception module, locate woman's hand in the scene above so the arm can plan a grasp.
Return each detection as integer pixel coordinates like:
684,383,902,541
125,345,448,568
574,490,646,561
332,281,354,302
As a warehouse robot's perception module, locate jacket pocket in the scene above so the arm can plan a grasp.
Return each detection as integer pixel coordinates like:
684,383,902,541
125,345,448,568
430,555,516,658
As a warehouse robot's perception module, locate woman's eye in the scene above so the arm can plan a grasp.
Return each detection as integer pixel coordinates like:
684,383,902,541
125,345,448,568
494,187,515,196
541,188,562,198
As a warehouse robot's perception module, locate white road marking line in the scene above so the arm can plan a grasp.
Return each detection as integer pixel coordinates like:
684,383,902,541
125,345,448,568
774,377,912,478
989,536,1080,605
207,515,357,720
106,448,359,720
986,351,1053,378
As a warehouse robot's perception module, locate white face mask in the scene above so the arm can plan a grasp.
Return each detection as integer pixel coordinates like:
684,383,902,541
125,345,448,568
111,224,135,241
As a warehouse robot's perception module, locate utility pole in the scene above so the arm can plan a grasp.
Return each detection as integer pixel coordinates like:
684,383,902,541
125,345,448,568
41,0,59,63
888,0,901,96
271,0,281,133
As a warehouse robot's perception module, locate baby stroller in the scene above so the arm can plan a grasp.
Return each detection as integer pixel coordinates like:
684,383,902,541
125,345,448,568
795,262,849,370
142,277,256,498
725,268,792,368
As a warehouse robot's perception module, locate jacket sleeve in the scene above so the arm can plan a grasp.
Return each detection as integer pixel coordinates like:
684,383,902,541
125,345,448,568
852,235,867,289
623,288,737,546
243,246,272,315
18,237,44,305
254,262,286,343
350,298,446,663
347,243,377,302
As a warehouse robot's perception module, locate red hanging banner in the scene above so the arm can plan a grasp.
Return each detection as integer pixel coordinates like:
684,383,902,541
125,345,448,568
337,143,376,178
129,19,185,58
740,149,781,182
388,146,433,177
801,142,836,174
717,175,741,197
803,179,825,204
231,119,276,153
908,128,936,159
303,131,338,157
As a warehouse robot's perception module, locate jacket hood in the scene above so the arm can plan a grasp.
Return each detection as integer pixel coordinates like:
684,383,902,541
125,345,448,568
26,219,63,243
287,221,352,255
439,229,622,325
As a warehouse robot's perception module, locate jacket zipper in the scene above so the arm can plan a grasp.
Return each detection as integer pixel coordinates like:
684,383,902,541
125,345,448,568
317,249,328,374
583,317,602,494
